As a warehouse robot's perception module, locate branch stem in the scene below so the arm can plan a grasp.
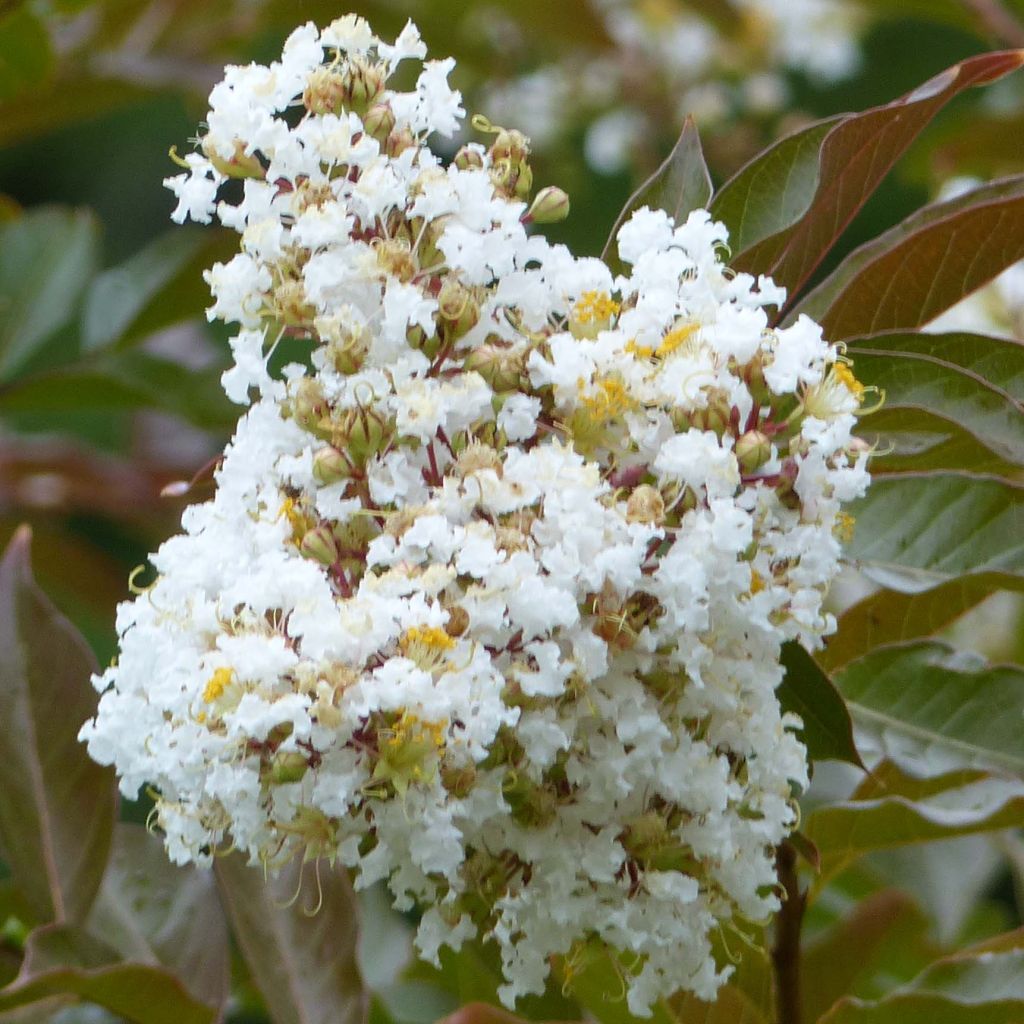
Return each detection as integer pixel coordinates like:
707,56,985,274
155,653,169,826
772,841,806,1024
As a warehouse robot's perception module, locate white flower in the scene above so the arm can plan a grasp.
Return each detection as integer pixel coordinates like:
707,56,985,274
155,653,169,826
81,18,869,1017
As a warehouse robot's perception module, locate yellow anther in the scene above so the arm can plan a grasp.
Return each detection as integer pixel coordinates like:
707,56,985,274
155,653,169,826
203,667,234,704
580,377,633,420
656,321,699,358
749,570,766,595
572,291,620,325
833,361,865,400
625,338,654,359
401,625,456,654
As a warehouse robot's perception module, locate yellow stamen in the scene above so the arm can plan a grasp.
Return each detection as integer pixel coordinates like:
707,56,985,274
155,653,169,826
401,625,456,654
833,361,865,400
571,290,620,326
656,321,699,357
203,667,234,703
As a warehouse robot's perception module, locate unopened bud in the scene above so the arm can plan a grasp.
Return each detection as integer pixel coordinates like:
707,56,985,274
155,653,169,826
437,278,480,337
735,430,771,472
342,58,386,114
526,186,570,224
464,342,524,391
299,524,340,566
454,145,485,171
312,445,352,485
362,101,395,142
386,125,415,158
289,379,331,437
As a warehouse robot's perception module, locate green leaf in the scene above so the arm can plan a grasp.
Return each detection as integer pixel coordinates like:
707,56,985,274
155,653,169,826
214,852,367,1024
0,352,235,431
820,933,1024,1023
0,9,52,103
603,116,713,263
794,176,1024,338
0,527,116,925
805,761,1024,883
834,642,1024,774
709,119,839,255
712,50,1024,298
847,475,1024,583
777,642,864,768
859,407,1020,478
0,924,216,1024
848,337,1024,466
81,229,219,352
0,208,100,381
85,824,228,1013
822,572,1024,672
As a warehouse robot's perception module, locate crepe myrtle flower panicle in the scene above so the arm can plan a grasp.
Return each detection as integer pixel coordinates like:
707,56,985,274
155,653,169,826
80,15,870,1016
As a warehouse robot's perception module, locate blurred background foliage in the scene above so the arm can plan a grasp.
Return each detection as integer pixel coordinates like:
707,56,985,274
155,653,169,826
1,2,1024,1022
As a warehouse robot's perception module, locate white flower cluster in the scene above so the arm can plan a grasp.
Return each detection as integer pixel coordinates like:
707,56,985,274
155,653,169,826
80,17,869,1015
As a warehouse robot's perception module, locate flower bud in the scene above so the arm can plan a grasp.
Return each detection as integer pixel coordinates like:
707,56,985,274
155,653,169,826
735,430,771,472
338,407,393,466
386,125,415,157
342,58,386,114
454,145,485,171
299,524,340,566
437,278,480,338
288,379,331,437
463,342,524,392
362,101,396,142
312,445,352,485
526,186,570,224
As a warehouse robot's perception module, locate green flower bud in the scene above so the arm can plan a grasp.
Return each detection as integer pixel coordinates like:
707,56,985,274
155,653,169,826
289,379,331,438
362,101,396,142
437,278,480,338
463,342,524,391
312,445,352,485
299,525,340,566
526,186,570,224
342,58,386,114
454,145,485,171
735,430,771,472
